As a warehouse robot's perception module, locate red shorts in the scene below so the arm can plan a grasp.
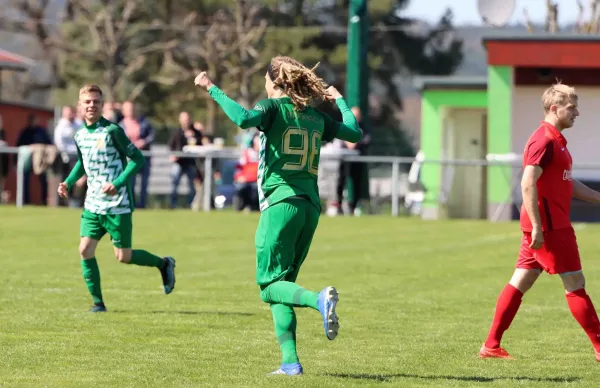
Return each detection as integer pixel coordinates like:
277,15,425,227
516,227,581,275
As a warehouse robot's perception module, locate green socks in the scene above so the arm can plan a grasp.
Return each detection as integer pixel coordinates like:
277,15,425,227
260,281,319,310
270,304,299,364
129,250,165,268
80,251,163,306
262,282,320,366
81,258,103,305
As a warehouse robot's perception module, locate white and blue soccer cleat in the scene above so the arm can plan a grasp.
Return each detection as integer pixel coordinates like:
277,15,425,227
317,286,340,340
89,303,107,313
268,363,304,376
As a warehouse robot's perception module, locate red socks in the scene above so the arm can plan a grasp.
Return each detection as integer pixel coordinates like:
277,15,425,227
485,285,600,352
485,284,523,349
566,289,600,352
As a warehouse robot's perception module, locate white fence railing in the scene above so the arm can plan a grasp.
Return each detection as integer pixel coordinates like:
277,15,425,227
4,144,600,216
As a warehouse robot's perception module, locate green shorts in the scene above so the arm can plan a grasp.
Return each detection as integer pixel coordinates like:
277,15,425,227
80,209,133,248
255,197,320,286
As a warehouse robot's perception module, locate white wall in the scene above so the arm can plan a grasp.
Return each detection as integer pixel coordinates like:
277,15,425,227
513,86,600,181
444,108,487,219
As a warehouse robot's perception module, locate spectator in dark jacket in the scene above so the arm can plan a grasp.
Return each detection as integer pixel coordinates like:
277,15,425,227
16,114,53,205
336,107,371,216
0,114,9,202
168,111,203,208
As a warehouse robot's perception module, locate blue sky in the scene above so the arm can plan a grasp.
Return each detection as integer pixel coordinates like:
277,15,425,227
404,0,582,25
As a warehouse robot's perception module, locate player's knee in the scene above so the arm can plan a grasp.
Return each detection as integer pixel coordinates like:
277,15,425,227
114,249,131,263
560,271,585,292
509,268,541,293
79,243,95,259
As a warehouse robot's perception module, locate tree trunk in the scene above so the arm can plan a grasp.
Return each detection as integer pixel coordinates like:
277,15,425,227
206,59,219,134
104,64,117,102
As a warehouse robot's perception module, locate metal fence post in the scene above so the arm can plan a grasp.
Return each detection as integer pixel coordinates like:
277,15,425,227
391,161,399,216
16,146,24,208
203,155,213,212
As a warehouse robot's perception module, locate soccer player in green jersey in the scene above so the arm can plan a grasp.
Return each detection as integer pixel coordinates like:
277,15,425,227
194,56,362,375
58,84,176,313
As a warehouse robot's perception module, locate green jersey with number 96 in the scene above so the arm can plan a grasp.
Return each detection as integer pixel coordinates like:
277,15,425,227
207,86,362,213
253,97,338,211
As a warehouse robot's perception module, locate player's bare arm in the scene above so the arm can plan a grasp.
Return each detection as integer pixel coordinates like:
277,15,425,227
57,182,69,199
572,179,600,203
521,164,544,249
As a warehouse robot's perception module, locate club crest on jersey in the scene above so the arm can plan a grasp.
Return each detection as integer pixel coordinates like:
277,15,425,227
96,138,105,150
563,169,572,181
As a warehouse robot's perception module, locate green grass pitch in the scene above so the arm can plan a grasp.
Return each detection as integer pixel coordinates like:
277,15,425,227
1,207,600,387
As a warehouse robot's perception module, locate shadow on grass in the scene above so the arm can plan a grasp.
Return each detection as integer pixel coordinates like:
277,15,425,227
153,310,254,316
109,310,254,316
325,373,579,384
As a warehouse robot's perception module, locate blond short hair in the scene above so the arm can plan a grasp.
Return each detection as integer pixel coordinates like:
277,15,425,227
79,84,103,98
542,82,577,113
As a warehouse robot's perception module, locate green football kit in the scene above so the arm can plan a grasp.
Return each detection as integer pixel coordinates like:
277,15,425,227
209,85,362,372
65,117,140,247
64,117,175,311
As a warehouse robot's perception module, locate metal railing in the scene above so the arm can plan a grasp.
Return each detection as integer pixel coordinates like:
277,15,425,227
3,144,600,216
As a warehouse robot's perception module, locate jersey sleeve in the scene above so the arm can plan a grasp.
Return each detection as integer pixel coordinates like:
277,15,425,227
525,137,553,169
321,98,363,143
208,85,276,130
108,124,145,189
252,99,278,132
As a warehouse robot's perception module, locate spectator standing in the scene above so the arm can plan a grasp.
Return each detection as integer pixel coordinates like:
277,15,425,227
120,101,154,208
335,106,371,216
234,132,260,212
103,101,123,123
168,111,203,209
54,106,84,207
16,114,54,205
194,121,214,146
0,114,8,202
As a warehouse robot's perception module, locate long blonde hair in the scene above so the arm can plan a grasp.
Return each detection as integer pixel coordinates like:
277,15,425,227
268,56,329,111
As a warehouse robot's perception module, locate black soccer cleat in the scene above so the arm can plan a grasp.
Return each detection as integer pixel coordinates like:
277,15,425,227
160,257,176,294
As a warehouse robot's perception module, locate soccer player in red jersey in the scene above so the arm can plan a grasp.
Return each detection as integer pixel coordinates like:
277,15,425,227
480,82,600,361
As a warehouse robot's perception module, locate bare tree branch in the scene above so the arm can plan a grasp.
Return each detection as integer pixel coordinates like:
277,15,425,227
523,8,534,32
46,38,97,59
115,0,138,43
0,17,30,33
575,0,585,32
127,82,147,102
113,55,147,92
246,60,267,77
151,74,184,86
0,0,63,97
545,0,558,33
129,39,180,58
101,4,117,52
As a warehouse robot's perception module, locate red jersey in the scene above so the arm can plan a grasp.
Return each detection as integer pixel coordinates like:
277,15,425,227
234,148,259,183
520,121,573,232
